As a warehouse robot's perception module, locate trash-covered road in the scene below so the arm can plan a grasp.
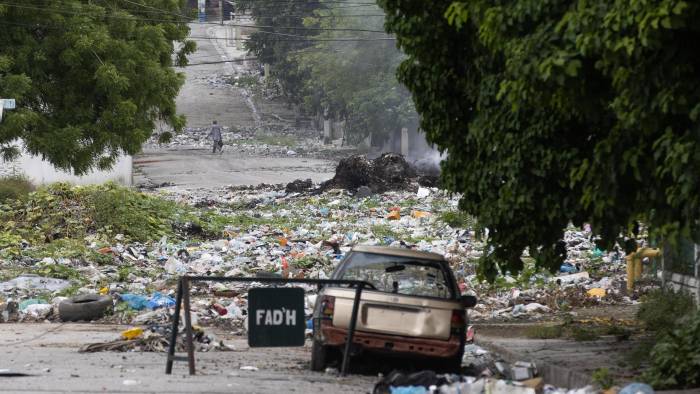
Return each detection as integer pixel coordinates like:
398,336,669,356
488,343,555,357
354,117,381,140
1,323,374,393
0,18,654,394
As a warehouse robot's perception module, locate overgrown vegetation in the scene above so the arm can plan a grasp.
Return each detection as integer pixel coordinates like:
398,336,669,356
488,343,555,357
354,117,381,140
379,0,700,282
0,0,195,173
0,183,305,262
525,324,563,339
592,368,615,390
642,311,700,389
637,288,696,334
238,0,417,144
0,175,34,201
439,211,474,229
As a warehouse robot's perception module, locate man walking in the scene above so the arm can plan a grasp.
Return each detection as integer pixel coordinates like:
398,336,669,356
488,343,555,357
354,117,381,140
208,120,223,154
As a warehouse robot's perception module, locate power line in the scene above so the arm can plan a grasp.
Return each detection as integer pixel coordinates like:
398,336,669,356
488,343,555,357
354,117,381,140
177,58,259,67
187,33,395,41
250,14,385,18
0,2,388,33
0,20,395,42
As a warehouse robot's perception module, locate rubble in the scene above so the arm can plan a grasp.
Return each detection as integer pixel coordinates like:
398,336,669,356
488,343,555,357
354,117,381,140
321,153,416,193
0,180,638,330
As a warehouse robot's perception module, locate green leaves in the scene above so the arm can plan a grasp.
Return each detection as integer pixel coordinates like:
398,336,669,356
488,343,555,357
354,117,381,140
0,0,194,174
381,0,700,279
241,0,415,143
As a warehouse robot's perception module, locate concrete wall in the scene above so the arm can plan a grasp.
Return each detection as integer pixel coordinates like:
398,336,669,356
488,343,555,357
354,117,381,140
1,148,132,186
660,271,698,292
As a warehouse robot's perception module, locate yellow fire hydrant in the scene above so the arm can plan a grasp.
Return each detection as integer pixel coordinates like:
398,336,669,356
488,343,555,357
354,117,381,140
625,247,660,292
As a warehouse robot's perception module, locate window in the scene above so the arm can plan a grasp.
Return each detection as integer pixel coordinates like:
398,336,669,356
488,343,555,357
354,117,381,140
334,252,454,299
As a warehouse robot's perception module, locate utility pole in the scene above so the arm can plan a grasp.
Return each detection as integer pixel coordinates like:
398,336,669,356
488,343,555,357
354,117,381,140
219,0,223,25
198,0,205,23
0,99,16,122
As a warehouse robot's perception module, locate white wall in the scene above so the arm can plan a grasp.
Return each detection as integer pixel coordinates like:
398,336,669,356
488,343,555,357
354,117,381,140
0,145,132,186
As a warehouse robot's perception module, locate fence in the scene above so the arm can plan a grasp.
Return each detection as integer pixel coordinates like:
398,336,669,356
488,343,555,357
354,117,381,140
165,275,371,376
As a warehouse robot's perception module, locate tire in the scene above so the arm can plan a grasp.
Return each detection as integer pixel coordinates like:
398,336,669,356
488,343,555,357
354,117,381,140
310,340,329,371
59,294,113,322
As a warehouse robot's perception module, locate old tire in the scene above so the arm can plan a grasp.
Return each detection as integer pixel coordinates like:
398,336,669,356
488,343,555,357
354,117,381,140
59,294,113,322
311,340,329,371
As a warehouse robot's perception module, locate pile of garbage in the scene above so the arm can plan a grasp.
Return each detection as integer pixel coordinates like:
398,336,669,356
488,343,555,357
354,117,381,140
0,179,641,327
142,126,350,160
373,369,653,394
79,323,235,353
320,153,421,193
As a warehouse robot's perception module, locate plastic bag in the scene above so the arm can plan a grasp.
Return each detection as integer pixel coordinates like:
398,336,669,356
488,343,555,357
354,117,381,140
146,292,175,310
120,294,149,310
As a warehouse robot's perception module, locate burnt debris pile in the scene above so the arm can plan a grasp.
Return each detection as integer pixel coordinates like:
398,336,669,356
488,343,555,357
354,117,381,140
320,153,431,194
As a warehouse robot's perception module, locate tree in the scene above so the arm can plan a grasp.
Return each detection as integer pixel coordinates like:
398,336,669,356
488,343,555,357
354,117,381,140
0,0,195,174
237,0,323,106
377,0,700,280
240,0,416,144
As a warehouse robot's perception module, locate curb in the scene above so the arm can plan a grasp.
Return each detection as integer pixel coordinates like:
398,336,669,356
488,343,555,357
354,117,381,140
476,337,593,389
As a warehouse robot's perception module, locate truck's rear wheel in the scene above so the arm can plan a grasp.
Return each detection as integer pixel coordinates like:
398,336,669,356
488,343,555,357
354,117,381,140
311,340,329,371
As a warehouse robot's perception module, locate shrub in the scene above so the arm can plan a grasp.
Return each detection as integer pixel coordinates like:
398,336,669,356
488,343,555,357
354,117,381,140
637,288,696,333
88,185,176,242
592,367,615,390
642,311,700,389
439,211,474,228
0,175,34,201
525,324,563,339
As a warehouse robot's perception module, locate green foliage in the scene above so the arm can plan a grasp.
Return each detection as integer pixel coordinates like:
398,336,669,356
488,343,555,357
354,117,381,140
25,238,113,265
89,185,176,241
117,266,133,282
642,311,700,389
0,0,195,174
525,324,563,339
0,231,22,258
379,0,700,281
0,183,253,264
592,368,615,390
34,263,82,281
371,224,398,240
637,288,696,333
239,0,416,143
570,326,600,341
439,211,474,229
0,175,34,201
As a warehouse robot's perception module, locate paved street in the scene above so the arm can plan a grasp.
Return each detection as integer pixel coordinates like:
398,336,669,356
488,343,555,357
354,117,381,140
0,324,374,393
135,22,335,189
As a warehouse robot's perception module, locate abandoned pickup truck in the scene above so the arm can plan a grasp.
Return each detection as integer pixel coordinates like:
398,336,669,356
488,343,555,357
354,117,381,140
311,245,476,372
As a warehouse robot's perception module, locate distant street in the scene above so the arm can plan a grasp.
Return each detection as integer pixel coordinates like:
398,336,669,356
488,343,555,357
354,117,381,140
135,22,335,189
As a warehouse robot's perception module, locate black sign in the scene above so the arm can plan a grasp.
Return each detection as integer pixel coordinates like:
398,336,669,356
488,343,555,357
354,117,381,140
248,287,305,347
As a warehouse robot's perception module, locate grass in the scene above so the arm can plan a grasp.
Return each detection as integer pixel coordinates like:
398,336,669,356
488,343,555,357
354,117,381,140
439,210,474,228
570,326,601,341
525,324,564,339
371,224,399,240
637,288,696,333
592,367,615,390
0,175,34,201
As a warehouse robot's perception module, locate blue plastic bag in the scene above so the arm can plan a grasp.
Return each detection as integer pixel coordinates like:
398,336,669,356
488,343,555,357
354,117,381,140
120,294,149,310
619,383,654,394
390,387,428,394
146,292,176,310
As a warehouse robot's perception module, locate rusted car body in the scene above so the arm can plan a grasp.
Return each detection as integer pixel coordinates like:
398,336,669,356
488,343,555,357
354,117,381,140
311,245,475,372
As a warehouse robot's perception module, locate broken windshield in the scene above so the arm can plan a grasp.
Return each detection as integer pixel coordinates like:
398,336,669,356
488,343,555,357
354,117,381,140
333,252,454,299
